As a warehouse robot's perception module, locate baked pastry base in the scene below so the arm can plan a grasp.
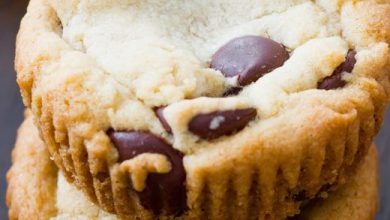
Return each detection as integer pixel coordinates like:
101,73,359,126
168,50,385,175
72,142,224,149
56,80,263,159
7,114,379,220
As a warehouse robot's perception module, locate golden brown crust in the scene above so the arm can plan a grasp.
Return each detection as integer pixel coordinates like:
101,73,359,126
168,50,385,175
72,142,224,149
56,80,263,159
6,111,58,220
6,115,379,220
15,0,390,219
299,143,379,220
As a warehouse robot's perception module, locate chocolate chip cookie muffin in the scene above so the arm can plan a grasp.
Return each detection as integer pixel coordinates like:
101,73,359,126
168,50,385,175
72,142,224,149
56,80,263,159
15,0,390,219
7,114,379,220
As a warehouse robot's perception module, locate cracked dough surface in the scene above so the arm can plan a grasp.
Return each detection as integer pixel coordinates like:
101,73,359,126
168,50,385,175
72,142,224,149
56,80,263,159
18,0,389,153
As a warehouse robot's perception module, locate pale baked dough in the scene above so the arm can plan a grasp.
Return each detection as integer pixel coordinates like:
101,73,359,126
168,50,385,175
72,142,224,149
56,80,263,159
6,115,379,220
6,112,58,220
15,0,390,218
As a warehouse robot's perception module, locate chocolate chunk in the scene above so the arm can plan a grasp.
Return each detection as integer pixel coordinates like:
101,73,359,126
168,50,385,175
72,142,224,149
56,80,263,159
107,131,186,216
155,107,172,134
317,71,346,90
339,49,357,73
211,35,289,86
188,108,257,140
223,87,243,97
318,50,357,90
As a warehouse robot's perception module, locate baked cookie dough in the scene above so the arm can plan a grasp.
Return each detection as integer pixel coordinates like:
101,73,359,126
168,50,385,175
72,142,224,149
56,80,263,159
15,0,390,218
6,115,379,220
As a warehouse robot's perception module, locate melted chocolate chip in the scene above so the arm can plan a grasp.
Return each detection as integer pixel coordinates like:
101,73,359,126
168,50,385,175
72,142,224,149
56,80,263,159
155,107,172,134
318,50,357,90
107,131,186,216
339,49,357,73
211,35,289,86
188,108,257,140
317,71,346,90
223,87,243,97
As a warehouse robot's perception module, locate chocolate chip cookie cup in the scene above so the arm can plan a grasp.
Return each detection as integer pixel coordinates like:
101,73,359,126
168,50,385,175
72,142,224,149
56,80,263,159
16,0,390,219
